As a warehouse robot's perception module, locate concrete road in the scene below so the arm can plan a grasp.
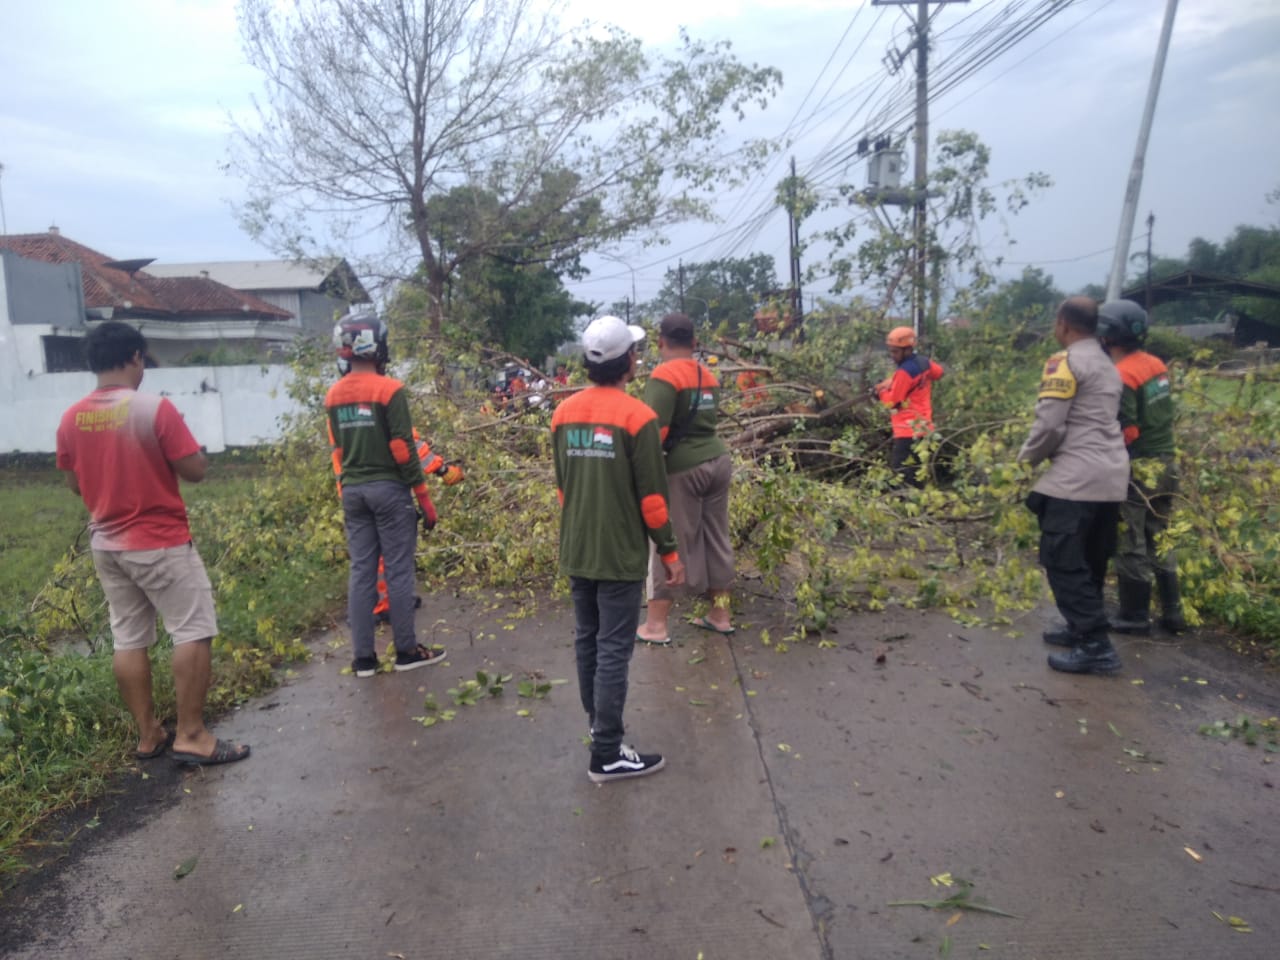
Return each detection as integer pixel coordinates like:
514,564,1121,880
1,589,1276,960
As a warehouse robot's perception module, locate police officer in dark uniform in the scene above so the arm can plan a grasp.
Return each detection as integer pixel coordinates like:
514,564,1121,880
1018,297,1130,674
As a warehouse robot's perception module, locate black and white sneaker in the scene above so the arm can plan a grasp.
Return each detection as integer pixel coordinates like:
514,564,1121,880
352,656,380,678
393,644,446,672
588,743,665,783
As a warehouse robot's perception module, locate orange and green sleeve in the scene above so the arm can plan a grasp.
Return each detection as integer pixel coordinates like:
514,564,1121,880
551,385,678,581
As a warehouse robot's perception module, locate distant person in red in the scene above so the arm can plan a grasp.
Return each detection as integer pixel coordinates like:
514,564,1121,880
875,326,945,485
55,321,250,766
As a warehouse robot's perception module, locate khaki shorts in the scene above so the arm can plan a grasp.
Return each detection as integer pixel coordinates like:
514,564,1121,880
92,542,217,650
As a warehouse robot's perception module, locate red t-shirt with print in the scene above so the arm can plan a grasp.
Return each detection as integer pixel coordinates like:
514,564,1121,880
55,387,200,551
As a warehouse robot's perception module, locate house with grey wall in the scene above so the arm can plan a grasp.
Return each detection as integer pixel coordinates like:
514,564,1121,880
146,258,370,338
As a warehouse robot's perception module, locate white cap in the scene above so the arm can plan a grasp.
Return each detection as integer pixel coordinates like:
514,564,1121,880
582,315,646,363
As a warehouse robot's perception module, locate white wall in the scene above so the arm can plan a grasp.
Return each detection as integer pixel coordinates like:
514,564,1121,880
0,360,301,455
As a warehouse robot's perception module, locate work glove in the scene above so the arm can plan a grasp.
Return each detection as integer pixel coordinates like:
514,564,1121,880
436,462,465,486
416,492,438,534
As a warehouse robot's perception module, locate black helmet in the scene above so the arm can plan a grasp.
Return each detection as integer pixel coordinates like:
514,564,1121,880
333,310,389,367
1098,300,1148,347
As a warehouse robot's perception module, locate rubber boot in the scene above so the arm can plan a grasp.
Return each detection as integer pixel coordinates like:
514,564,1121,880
1047,632,1122,675
1154,569,1187,634
1111,578,1151,635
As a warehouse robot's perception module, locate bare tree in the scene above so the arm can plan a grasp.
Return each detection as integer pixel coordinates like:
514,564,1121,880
232,0,781,330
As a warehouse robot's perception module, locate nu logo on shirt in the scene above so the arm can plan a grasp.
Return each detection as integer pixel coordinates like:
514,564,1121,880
564,426,617,458
336,404,375,425
566,426,615,449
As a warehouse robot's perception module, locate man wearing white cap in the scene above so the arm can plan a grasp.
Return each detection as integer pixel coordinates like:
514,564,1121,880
552,316,685,782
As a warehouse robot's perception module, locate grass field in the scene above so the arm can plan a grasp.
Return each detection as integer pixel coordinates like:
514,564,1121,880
0,457,267,631
0,450,343,887
0,467,87,628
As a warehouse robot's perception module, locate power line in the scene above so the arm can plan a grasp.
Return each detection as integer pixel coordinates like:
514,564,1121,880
932,0,1120,122
708,5,891,256
601,0,1100,302
1000,244,1115,266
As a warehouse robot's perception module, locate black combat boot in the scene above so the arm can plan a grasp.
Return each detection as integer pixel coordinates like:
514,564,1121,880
1047,632,1122,675
1111,578,1152,635
1154,568,1187,633
1042,625,1076,647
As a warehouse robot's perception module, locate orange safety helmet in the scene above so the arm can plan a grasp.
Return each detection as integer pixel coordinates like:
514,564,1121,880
885,326,917,348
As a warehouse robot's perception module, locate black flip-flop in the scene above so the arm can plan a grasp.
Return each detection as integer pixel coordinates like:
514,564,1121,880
171,739,251,767
135,729,175,760
689,616,735,636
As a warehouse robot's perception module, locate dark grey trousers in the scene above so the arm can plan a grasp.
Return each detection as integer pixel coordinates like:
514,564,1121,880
343,480,419,659
570,578,642,761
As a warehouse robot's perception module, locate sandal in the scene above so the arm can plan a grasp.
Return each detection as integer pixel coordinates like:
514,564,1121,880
689,616,735,636
171,738,251,767
135,729,175,760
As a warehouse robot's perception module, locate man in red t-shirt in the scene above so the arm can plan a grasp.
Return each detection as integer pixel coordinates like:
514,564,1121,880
56,322,250,767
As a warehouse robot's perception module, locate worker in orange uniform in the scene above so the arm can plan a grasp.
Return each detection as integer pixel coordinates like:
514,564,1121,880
735,367,769,409
875,326,945,485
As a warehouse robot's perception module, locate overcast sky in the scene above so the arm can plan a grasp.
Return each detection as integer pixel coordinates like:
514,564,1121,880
2,0,1277,313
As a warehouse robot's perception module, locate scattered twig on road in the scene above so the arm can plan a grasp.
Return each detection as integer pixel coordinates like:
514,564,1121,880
1229,879,1280,894
756,908,786,928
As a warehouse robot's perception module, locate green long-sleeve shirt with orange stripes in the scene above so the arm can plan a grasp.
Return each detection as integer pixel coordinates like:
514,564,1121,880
551,384,679,581
642,357,728,475
324,371,425,492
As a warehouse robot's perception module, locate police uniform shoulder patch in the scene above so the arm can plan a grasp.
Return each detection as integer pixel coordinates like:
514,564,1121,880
1038,350,1077,400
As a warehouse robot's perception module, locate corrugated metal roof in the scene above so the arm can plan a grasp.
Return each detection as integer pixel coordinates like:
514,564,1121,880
146,258,367,300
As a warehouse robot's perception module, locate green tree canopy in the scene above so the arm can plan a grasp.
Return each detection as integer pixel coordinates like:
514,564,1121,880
824,130,1051,332
642,254,780,334
978,266,1064,328
391,183,593,359
1123,219,1280,327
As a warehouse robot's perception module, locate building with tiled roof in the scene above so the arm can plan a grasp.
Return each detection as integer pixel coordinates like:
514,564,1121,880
0,228,328,371
147,258,369,337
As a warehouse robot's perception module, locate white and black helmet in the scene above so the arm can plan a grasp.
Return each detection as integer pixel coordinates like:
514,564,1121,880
333,309,389,366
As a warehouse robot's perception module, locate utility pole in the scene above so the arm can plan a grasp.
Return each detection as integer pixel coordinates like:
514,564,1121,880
0,162,7,235
873,0,967,337
1105,0,1179,301
911,0,929,338
678,260,686,313
787,156,803,329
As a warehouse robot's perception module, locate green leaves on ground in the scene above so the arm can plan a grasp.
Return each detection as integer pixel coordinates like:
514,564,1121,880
889,875,1018,919
1199,715,1280,751
173,856,198,880
447,670,513,706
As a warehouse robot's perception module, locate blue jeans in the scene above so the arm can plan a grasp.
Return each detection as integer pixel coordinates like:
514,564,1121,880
343,480,419,659
570,578,642,761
